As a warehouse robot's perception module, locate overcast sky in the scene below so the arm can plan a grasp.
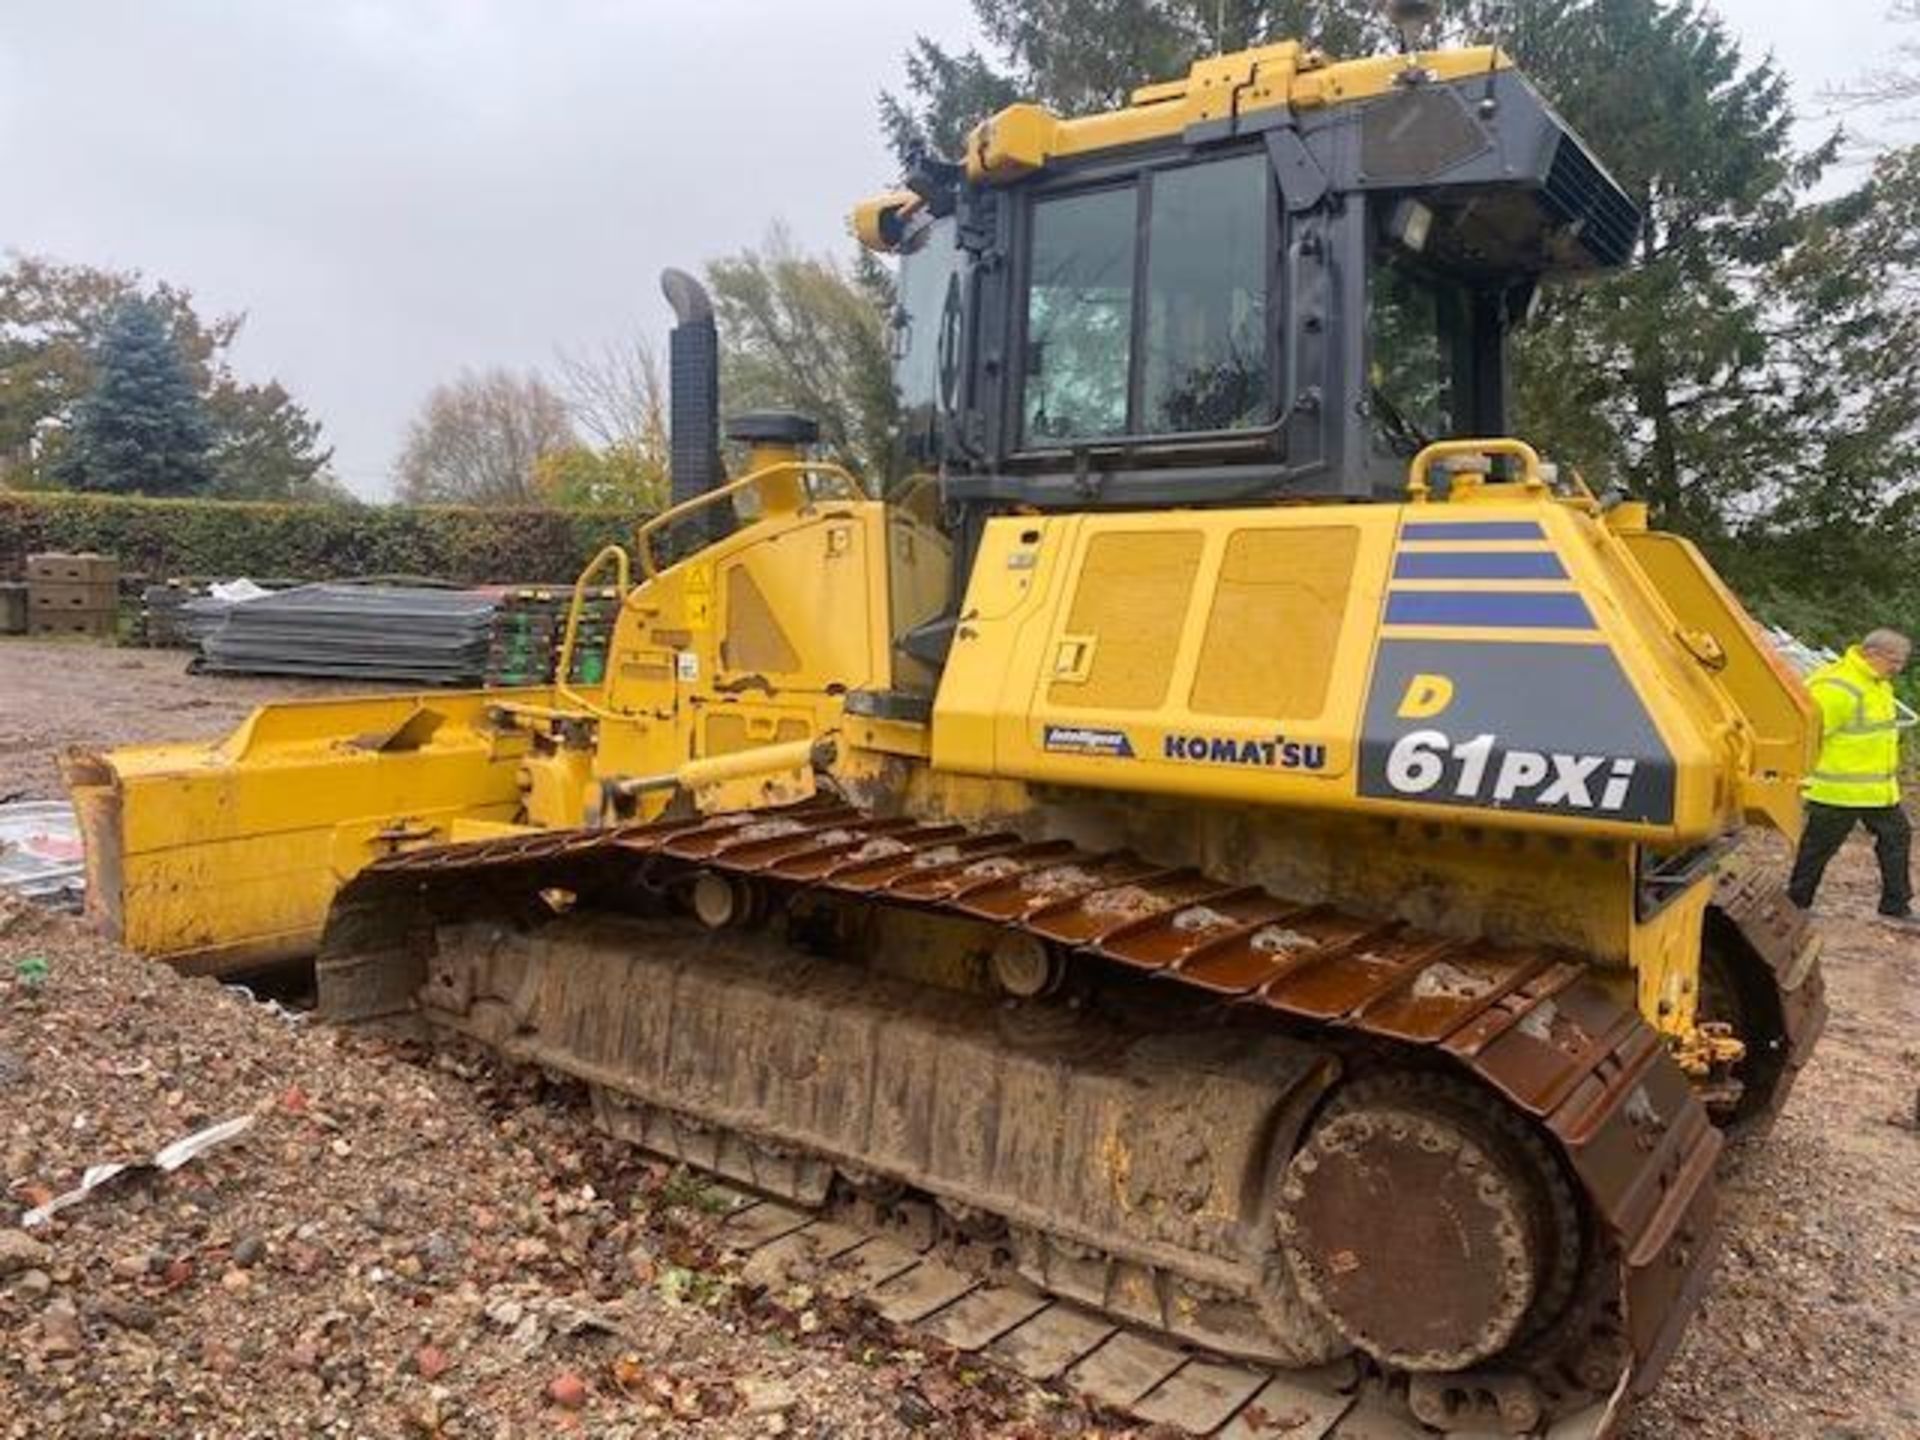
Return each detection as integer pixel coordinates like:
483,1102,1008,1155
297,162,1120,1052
0,0,1907,498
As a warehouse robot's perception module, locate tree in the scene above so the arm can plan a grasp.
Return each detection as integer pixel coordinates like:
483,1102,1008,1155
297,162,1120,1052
47,299,215,496
1460,1,1829,538
1721,144,1920,614
0,255,237,475
533,443,669,510
544,338,671,508
0,252,335,499
881,2,1386,161
206,380,340,501
553,337,670,459
395,369,576,506
882,38,1025,161
706,231,902,483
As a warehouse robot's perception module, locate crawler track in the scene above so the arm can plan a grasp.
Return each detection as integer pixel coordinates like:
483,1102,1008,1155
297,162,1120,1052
319,798,1729,1437
704,1180,1563,1439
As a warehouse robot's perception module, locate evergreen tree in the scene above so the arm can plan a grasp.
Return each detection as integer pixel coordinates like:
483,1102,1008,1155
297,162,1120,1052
1477,1,1830,535
1727,144,1920,615
0,256,234,484
880,2,1386,161
49,298,215,496
0,254,334,500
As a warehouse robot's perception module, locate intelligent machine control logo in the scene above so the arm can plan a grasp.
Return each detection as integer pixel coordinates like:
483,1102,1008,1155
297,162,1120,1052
1042,725,1137,759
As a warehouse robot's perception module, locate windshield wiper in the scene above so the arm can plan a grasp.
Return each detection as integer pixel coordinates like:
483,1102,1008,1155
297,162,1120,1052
1370,384,1432,459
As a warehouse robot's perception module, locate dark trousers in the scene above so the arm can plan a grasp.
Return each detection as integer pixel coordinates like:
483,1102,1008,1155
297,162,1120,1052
1788,801,1913,915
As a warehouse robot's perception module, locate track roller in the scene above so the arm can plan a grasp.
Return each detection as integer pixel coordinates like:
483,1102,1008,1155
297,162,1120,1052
689,870,762,929
988,932,1065,998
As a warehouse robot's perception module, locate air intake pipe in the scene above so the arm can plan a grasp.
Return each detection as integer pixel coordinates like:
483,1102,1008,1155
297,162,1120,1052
660,268,722,510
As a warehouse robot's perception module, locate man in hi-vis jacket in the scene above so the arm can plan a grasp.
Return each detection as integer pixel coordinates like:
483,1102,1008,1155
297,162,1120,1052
1788,628,1914,926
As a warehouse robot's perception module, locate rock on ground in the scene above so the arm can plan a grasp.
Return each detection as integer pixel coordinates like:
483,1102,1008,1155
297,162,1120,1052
0,891,1082,1439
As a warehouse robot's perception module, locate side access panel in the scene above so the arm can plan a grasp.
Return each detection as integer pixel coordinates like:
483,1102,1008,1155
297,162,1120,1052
933,505,1722,846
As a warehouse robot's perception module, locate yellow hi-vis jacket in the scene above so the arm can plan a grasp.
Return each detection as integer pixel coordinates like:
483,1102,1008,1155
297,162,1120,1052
1805,645,1903,808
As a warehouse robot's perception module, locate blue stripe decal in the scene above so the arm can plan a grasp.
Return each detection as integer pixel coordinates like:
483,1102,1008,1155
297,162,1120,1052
1392,551,1569,581
1385,590,1596,630
1401,521,1546,541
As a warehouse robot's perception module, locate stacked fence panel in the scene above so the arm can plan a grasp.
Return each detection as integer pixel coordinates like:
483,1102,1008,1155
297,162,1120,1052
195,584,497,685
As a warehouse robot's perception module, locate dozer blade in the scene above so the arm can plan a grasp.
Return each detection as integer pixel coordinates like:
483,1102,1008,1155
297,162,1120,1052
62,689,541,976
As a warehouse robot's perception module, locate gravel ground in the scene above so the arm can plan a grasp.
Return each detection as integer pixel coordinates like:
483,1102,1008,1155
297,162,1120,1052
2,639,1918,1439
1622,857,1920,1440
0,638,361,803
0,894,1075,1440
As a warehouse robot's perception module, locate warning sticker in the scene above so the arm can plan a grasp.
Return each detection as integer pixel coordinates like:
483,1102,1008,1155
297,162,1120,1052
683,565,713,628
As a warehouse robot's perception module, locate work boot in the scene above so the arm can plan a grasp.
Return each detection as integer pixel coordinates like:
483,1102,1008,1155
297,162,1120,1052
1876,909,1920,934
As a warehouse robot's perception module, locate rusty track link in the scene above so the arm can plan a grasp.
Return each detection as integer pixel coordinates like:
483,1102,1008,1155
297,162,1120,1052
1706,853,1828,1131
341,798,1725,1432
700,1181,1586,1439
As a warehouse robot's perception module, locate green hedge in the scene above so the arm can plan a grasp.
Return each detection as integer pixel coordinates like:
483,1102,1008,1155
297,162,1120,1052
0,492,647,586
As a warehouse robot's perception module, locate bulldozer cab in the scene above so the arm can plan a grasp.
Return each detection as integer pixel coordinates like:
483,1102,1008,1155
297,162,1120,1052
869,42,1639,675
889,182,1497,475
873,45,1636,507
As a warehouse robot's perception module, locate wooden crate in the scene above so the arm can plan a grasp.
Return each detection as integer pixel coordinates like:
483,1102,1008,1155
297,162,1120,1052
0,583,25,635
30,611,117,639
29,580,118,613
26,552,120,585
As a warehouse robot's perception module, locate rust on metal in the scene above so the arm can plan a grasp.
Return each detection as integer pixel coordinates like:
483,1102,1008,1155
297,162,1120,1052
1276,1081,1550,1372
1708,851,1828,1122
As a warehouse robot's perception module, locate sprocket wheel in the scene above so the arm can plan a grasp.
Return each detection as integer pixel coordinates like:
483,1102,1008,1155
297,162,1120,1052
1275,1070,1582,1373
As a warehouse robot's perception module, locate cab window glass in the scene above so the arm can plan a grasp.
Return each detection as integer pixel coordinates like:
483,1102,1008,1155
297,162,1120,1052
1368,254,1470,456
1022,187,1136,443
1141,153,1270,433
890,216,963,482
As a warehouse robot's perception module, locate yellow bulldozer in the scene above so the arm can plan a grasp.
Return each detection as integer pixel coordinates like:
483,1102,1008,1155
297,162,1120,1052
66,35,1825,1438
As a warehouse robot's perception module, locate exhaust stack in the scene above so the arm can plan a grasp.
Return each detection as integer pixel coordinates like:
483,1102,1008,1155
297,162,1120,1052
660,268,721,509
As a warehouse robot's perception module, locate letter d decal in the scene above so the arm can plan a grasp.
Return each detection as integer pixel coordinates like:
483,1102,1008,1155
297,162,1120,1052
1397,672,1455,720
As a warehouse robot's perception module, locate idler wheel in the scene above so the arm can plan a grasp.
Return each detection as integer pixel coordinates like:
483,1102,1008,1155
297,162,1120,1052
1275,1071,1573,1373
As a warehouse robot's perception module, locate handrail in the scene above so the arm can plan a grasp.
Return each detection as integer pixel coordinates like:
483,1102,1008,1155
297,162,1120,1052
1406,437,1547,500
555,544,631,715
633,460,867,578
